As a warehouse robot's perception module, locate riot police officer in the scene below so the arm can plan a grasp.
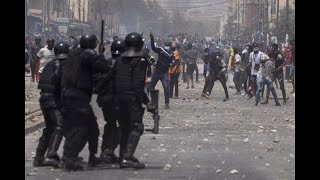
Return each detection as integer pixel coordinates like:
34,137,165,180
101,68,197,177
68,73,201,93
112,32,150,168
202,48,229,101
95,38,126,164
33,42,70,167
61,34,110,171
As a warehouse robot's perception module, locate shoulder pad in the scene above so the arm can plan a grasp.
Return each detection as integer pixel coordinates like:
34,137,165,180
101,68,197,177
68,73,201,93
84,49,97,56
121,50,143,58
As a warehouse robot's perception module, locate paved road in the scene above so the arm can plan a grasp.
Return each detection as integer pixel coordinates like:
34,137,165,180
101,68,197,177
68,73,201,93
25,66,295,180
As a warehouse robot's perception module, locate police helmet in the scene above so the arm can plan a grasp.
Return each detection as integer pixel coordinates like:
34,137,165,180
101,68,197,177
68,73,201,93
80,34,98,49
125,32,144,51
54,42,70,56
111,38,126,55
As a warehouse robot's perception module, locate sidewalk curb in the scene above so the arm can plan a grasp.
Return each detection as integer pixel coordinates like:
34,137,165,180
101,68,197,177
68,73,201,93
25,109,42,121
25,110,44,135
25,120,45,135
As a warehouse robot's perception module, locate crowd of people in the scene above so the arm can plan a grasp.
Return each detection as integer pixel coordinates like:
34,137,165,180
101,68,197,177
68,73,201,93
25,29,295,171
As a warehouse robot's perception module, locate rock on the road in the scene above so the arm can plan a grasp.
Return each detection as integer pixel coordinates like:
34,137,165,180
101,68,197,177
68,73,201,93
163,164,172,171
243,138,249,143
230,169,239,174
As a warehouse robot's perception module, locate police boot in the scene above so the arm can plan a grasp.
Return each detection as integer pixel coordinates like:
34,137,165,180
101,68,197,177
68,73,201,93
120,132,145,169
44,130,63,167
100,149,119,164
88,153,102,167
42,156,60,167
63,157,84,171
59,156,84,168
33,156,44,167
120,153,145,169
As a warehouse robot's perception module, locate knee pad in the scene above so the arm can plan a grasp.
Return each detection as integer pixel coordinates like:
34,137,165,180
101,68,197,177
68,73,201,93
54,126,63,132
131,123,144,136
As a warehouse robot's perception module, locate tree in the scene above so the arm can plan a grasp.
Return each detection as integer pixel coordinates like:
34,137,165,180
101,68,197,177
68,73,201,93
272,7,295,42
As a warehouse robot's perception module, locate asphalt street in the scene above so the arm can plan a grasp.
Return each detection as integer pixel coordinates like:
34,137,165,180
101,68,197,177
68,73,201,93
25,65,295,180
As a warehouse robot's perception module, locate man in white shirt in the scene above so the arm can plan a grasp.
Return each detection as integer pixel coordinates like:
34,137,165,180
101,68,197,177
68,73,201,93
245,42,265,99
233,48,242,94
35,39,55,82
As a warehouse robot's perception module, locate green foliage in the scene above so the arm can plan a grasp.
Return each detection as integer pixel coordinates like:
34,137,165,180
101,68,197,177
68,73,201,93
272,7,295,41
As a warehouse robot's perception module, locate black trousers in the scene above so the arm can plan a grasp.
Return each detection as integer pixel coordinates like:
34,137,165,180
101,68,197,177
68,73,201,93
203,73,229,98
186,63,197,86
195,63,199,81
99,95,121,153
116,95,144,159
233,71,242,92
266,71,287,101
169,72,180,98
35,106,63,158
61,91,99,159
30,59,36,81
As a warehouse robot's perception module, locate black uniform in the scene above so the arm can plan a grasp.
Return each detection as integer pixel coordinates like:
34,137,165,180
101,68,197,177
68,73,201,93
61,35,110,171
111,32,149,169
94,38,127,164
202,52,229,101
114,49,148,168
95,56,121,164
33,42,69,167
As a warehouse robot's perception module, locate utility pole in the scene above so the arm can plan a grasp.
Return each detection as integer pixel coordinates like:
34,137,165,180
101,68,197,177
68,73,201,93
47,0,51,28
68,0,71,20
266,0,269,34
62,0,65,17
78,0,81,22
72,1,75,22
83,1,85,23
242,0,245,29
237,0,240,37
25,0,28,31
286,0,289,35
276,0,279,30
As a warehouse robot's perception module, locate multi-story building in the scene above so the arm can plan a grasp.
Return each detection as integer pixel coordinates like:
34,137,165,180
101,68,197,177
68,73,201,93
229,0,294,41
